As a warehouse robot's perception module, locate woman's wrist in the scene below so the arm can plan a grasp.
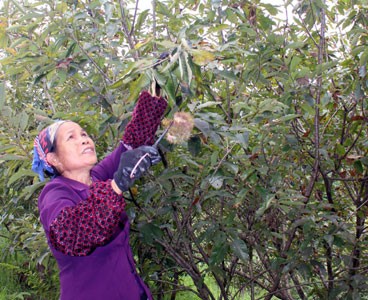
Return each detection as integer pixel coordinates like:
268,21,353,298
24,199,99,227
111,179,123,195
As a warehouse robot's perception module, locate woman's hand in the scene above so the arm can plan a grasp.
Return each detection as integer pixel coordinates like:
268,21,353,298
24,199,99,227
113,146,161,192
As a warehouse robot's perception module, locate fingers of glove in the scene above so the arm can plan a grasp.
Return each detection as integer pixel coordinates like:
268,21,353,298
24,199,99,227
150,152,161,165
137,146,161,165
121,167,133,178
137,145,158,156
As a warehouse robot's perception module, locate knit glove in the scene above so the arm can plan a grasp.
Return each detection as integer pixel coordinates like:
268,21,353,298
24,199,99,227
113,146,161,192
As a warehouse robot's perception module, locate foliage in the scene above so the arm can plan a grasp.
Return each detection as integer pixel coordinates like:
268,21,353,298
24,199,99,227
1,0,367,299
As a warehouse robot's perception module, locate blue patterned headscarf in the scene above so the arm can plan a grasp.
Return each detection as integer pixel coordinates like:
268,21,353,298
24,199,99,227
32,120,68,181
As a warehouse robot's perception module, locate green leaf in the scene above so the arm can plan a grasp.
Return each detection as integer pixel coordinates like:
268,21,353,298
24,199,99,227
209,242,229,265
188,135,201,156
209,176,223,190
353,160,364,174
19,111,29,131
194,118,211,137
138,222,164,244
255,194,274,218
179,51,192,87
190,49,216,66
235,132,249,147
225,8,239,23
0,154,27,161
20,181,46,200
196,101,221,109
135,9,150,33
126,74,150,103
214,69,238,81
238,24,257,36
231,238,249,262
336,144,345,156
162,76,177,107
290,56,302,73
208,24,230,33
8,169,36,186
9,0,26,13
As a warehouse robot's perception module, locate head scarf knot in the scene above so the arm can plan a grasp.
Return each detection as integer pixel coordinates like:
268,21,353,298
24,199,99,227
32,120,67,181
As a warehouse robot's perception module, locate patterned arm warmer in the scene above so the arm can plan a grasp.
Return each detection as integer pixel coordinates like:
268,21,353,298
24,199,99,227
122,90,167,148
49,180,125,256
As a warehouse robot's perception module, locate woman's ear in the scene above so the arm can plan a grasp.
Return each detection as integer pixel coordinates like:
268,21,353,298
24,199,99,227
46,152,59,168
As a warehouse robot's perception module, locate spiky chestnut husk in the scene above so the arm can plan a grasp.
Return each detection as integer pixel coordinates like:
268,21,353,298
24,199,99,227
162,112,194,144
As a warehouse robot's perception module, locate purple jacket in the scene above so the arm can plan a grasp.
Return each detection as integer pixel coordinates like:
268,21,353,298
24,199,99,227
38,143,152,300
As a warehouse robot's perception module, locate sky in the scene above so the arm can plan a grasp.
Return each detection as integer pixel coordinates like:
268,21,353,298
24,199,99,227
134,0,292,21
135,0,286,9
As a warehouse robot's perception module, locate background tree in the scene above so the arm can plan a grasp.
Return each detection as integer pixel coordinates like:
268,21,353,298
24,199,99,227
0,0,367,299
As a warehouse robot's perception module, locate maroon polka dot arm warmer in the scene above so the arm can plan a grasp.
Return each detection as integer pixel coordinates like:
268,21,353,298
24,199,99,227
49,181,125,256
122,90,168,148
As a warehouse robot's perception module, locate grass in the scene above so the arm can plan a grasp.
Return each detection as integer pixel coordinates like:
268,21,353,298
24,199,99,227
161,270,251,300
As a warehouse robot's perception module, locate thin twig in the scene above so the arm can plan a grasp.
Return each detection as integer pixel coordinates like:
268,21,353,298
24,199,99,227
69,30,112,84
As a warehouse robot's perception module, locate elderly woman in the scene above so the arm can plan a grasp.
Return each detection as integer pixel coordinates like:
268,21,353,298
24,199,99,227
32,91,167,300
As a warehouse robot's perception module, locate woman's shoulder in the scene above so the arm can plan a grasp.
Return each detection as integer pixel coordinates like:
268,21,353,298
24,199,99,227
39,176,87,203
39,177,72,201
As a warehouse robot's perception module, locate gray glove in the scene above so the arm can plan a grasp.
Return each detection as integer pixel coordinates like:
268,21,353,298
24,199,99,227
113,146,161,192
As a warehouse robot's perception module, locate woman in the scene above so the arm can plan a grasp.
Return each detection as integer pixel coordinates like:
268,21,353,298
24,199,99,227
32,90,167,300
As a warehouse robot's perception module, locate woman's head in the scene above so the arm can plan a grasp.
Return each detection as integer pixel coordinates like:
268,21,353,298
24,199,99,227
32,121,97,181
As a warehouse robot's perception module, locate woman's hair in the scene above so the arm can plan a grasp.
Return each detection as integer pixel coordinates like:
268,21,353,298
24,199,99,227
48,137,61,177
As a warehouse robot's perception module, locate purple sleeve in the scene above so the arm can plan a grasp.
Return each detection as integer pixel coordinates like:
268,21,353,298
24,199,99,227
91,142,127,181
122,90,167,148
48,180,125,256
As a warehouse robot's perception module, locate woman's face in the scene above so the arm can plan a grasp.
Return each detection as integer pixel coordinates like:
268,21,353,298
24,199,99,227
46,122,97,176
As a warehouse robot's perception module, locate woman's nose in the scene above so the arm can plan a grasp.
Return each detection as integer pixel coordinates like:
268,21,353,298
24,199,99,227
81,136,89,144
